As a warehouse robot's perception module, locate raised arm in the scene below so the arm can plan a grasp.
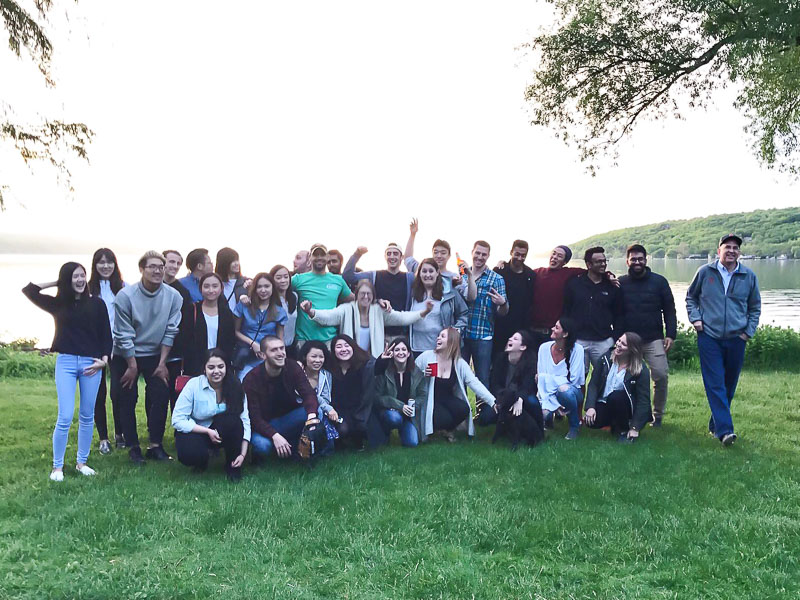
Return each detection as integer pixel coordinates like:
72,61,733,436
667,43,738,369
343,248,373,287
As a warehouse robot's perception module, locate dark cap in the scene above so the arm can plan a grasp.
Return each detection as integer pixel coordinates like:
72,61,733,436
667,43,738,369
719,234,742,247
555,245,573,263
310,243,328,256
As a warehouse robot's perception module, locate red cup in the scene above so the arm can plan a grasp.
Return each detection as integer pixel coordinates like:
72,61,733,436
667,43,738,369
427,362,438,377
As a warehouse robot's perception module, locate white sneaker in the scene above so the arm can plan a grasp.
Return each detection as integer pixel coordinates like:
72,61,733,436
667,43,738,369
49,470,64,482
75,465,97,476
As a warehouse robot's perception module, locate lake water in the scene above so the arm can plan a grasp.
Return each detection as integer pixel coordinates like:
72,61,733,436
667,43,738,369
3,254,799,346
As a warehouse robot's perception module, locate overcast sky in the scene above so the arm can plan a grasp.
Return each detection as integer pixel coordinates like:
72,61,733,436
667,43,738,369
1,0,797,270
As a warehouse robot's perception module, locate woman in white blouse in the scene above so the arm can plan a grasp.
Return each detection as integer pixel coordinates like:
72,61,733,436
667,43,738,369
172,349,250,482
536,317,585,440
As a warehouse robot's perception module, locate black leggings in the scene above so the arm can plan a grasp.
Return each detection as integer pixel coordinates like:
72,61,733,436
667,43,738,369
587,389,633,434
94,367,122,440
334,410,367,449
175,411,244,470
432,393,470,432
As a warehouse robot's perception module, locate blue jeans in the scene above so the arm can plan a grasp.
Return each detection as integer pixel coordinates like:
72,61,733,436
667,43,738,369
462,338,492,388
553,386,582,429
377,409,418,447
250,406,308,456
54,354,103,469
697,332,746,438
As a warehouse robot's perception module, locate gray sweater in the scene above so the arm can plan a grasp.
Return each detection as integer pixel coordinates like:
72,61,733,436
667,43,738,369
113,282,183,358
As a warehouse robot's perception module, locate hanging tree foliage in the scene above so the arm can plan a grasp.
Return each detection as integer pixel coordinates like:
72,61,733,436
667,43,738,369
524,0,800,174
0,0,93,208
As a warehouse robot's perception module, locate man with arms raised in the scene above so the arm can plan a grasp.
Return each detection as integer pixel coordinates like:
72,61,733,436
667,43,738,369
112,251,183,465
179,248,213,303
404,218,476,302
244,336,320,458
462,240,509,387
292,244,353,345
492,240,536,361
343,243,415,338
686,234,760,446
619,244,677,427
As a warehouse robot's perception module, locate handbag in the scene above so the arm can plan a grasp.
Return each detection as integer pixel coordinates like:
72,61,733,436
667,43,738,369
232,308,268,370
174,372,191,394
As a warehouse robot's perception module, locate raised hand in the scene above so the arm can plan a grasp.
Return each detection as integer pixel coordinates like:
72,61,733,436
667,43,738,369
487,288,506,306
355,246,368,256
409,218,419,235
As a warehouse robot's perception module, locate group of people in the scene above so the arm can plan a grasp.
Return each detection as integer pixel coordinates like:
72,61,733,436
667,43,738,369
23,220,761,482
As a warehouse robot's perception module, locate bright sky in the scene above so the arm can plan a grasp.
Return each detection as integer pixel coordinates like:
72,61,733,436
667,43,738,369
1,0,797,270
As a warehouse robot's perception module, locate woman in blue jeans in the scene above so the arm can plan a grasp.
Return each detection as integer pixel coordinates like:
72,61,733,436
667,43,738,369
536,318,585,440
374,337,426,447
23,262,112,481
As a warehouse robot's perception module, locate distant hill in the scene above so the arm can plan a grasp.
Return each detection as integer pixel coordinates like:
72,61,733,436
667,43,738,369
571,207,800,259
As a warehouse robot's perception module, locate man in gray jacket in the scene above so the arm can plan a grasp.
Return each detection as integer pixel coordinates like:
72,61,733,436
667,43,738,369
112,251,183,464
686,234,761,446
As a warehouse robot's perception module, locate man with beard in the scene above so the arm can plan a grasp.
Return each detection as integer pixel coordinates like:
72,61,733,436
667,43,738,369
326,249,344,275
342,243,415,338
492,240,536,361
618,244,676,427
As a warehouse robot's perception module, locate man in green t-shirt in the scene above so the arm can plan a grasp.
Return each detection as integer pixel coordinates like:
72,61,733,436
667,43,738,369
292,244,354,343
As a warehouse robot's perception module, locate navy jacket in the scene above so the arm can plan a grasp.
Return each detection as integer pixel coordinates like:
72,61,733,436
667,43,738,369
618,267,677,343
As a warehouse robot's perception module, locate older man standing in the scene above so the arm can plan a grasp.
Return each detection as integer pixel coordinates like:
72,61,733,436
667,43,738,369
686,234,761,446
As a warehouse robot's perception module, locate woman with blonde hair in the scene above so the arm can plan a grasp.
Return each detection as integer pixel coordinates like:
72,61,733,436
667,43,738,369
584,332,652,442
300,279,431,357
414,327,495,442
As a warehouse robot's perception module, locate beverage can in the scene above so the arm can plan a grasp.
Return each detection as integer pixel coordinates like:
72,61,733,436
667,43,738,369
407,399,415,418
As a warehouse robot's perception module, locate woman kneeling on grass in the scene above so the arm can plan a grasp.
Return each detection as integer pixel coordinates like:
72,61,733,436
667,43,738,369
172,349,250,482
536,318,585,440
328,334,377,450
583,332,652,443
23,262,112,482
374,337,427,447
414,327,495,442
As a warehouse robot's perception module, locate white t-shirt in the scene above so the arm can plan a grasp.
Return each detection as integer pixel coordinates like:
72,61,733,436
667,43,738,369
357,326,371,353
536,341,585,412
204,313,219,349
602,362,627,401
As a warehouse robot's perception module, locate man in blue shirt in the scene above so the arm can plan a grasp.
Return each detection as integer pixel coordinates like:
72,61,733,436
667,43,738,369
179,248,213,303
686,234,761,446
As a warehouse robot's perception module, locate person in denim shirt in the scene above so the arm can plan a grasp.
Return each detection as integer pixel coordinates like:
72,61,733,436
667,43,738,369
686,234,761,446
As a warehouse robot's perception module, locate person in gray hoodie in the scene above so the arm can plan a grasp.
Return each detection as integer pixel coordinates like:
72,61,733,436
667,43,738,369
111,251,183,465
686,234,761,446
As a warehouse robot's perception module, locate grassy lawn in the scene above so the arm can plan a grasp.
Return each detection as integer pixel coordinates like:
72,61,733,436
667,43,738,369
1,371,798,599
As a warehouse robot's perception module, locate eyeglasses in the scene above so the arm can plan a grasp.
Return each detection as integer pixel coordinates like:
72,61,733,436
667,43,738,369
144,265,165,272
628,257,646,263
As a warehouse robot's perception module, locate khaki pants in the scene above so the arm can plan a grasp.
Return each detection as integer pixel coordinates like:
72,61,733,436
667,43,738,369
578,338,614,376
642,339,669,418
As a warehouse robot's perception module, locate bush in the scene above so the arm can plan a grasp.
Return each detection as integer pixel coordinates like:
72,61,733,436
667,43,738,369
669,324,800,372
0,347,56,379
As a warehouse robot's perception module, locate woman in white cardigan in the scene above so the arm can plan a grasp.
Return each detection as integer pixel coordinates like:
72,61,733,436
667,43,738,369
299,279,433,357
414,327,496,442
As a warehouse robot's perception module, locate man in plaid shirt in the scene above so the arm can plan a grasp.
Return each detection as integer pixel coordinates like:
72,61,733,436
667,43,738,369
462,240,509,389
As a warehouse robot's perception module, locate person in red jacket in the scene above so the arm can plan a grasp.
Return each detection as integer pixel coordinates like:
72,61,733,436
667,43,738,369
528,246,585,348
243,336,319,458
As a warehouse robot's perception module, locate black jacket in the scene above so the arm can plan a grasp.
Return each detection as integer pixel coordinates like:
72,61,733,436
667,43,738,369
185,301,236,375
489,352,537,400
618,267,677,343
585,351,652,430
493,264,536,334
167,280,194,361
562,274,623,341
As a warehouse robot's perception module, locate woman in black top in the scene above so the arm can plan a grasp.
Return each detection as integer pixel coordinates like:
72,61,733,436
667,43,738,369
23,262,112,482
185,273,236,376
328,334,376,450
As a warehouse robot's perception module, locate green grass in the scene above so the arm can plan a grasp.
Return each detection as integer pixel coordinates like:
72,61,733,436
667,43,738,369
1,372,798,599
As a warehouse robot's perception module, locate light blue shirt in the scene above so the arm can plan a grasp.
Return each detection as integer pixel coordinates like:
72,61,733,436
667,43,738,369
601,362,627,401
716,261,740,294
172,375,251,442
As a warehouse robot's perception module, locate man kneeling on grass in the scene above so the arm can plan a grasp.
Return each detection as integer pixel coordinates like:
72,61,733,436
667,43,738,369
242,336,320,459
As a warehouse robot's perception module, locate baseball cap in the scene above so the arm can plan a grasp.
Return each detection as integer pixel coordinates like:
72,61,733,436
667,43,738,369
719,234,743,247
310,243,328,256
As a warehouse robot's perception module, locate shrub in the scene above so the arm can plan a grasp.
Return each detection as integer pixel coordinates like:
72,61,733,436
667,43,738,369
0,346,56,378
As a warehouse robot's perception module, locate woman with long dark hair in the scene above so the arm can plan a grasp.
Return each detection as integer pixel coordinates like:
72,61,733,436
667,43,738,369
88,247,126,454
408,258,468,354
270,265,297,350
172,348,250,481
215,247,248,312
327,334,377,449
185,272,236,375
298,340,335,420
23,262,112,481
536,318,585,440
414,327,495,442
232,272,288,380
374,336,427,447
584,332,652,442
